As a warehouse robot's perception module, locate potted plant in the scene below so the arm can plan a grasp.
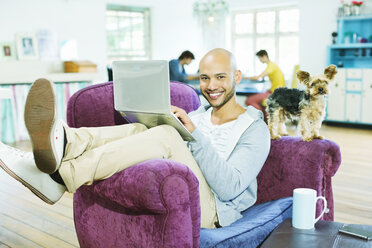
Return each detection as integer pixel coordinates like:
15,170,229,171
351,1,363,15
340,0,351,16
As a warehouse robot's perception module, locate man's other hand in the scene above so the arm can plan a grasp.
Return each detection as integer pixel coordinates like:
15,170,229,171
171,105,196,133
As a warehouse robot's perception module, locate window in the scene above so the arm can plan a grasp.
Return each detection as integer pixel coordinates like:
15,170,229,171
106,5,151,63
232,7,299,80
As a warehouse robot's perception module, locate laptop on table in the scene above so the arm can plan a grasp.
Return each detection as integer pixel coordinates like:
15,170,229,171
113,60,194,141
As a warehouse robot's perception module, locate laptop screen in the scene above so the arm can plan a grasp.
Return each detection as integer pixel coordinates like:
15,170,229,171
113,60,171,114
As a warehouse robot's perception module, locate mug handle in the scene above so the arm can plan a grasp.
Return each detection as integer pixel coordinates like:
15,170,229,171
314,196,327,223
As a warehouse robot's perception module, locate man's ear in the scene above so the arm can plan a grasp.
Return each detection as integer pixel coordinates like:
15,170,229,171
297,70,311,86
234,70,242,85
324,65,337,80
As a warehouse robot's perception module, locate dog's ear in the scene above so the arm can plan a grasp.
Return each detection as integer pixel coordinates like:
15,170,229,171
297,70,311,85
324,65,337,80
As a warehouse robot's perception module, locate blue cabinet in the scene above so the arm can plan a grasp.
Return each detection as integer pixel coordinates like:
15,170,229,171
327,15,372,68
326,15,372,125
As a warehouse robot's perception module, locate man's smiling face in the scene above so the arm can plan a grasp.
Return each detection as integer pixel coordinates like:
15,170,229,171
199,51,239,109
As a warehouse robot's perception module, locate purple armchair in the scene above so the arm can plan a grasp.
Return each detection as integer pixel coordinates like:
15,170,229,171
67,82,341,248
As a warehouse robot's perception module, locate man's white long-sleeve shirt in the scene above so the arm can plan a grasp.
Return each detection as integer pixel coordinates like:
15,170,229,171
188,106,270,226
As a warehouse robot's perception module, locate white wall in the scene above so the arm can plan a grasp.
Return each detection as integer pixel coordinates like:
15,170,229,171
0,0,204,78
0,0,107,74
298,0,338,74
0,0,352,79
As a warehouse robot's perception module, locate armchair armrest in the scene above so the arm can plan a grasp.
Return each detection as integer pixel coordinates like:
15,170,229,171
74,159,201,248
257,137,341,221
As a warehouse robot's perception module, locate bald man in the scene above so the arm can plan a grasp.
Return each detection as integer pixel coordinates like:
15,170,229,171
0,48,270,228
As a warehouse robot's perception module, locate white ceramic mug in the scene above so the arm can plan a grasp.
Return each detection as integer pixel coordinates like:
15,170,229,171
292,188,327,229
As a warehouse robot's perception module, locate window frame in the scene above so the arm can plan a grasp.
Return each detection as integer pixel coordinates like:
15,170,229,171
231,5,299,78
106,4,152,62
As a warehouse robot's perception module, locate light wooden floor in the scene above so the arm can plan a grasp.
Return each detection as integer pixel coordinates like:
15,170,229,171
0,124,371,247
0,144,79,247
320,124,372,225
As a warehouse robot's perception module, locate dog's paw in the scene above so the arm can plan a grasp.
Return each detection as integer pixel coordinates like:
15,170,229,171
271,135,281,140
302,136,313,142
313,135,324,139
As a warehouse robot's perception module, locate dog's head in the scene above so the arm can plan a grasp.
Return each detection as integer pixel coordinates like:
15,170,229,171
296,65,337,97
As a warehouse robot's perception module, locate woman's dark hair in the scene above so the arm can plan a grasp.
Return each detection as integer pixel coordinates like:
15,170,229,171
256,50,268,57
179,50,195,60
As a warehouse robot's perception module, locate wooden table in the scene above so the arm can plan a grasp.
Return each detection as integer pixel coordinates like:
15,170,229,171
261,219,372,248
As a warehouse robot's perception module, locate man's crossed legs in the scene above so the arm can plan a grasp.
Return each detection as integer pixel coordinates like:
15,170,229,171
0,79,217,228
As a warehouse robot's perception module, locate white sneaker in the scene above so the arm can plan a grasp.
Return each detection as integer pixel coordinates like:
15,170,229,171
0,142,66,204
24,78,65,174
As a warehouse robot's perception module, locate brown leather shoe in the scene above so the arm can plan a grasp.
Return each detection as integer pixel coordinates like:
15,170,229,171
24,78,65,174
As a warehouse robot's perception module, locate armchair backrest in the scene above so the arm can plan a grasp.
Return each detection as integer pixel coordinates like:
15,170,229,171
67,81,201,128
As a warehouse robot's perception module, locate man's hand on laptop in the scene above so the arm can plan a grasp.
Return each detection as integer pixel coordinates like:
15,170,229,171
171,106,195,133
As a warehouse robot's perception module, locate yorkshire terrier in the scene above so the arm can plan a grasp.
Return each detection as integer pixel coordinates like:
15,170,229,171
266,65,337,141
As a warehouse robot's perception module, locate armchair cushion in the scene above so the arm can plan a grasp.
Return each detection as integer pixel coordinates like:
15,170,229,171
200,197,293,248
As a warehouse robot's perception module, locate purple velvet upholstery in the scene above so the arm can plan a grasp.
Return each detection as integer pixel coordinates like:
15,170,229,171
68,81,202,248
67,81,200,128
67,81,341,248
73,160,201,248
256,137,341,221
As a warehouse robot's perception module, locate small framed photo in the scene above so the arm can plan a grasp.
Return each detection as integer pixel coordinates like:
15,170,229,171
16,33,39,60
0,42,16,61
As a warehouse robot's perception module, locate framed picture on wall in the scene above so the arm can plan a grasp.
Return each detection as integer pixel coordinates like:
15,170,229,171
0,42,16,61
16,33,39,60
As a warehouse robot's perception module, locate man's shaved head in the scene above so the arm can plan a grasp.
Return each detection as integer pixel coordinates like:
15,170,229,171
199,48,237,73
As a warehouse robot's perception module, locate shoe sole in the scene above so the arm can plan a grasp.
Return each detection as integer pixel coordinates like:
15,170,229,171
0,158,55,204
24,79,59,174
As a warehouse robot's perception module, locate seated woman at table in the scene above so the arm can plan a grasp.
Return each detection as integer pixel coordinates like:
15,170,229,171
244,50,285,114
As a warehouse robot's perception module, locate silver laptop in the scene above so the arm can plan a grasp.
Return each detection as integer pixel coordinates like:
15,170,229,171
113,60,194,141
